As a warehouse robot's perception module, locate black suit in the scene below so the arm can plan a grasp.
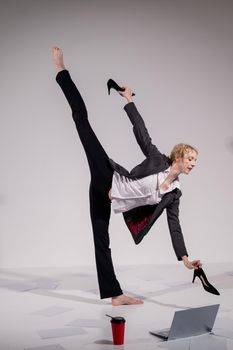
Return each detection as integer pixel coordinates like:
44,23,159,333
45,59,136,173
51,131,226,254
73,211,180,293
110,103,188,260
109,102,171,178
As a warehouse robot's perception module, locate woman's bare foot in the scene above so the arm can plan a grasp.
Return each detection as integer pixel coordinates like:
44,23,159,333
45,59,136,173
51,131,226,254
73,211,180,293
111,294,143,306
52,47,66,73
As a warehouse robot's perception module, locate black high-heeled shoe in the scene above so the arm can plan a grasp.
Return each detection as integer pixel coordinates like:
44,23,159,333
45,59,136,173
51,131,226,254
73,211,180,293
107,78,135,96
192,267,220,295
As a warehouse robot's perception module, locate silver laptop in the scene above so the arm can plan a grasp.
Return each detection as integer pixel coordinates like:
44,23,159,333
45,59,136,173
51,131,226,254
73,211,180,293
149,304,220,341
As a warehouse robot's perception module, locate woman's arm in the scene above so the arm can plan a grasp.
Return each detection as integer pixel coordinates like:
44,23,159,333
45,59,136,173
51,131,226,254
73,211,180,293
166,196,202,270
119,87,162,157
166,197,188,261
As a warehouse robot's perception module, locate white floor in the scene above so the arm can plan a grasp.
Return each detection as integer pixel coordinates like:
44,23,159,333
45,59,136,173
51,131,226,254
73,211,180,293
0,263,233,350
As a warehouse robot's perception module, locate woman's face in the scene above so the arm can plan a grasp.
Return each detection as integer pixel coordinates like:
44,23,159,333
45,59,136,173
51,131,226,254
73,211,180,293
178,150,198,174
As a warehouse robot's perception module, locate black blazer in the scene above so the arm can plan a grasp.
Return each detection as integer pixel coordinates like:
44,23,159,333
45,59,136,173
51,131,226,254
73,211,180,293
109,102,188,261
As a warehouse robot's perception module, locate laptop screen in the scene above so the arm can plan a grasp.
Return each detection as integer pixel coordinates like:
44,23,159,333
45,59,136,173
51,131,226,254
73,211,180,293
168,304,220,340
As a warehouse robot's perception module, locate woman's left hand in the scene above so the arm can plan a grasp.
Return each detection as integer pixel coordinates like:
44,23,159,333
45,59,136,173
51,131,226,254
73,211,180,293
119,86,134,102
182,256,202,270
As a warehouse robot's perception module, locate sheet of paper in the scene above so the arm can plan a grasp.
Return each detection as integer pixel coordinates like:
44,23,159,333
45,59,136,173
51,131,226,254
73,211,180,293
38,327,86,339
31,306,73,317
158,337,191,350
136,273,162,281
0,277,58,292
0,279,36,292
25,345,66,350
164,280,190,288
190,334,228,350
86,289,99,295
226,271,233,276
66,318,107,328
227,338,233,349
30,278,59,290
214,317,233,340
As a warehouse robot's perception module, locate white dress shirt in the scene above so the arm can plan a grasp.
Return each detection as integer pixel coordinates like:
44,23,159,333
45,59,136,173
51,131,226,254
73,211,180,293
111,167,180,214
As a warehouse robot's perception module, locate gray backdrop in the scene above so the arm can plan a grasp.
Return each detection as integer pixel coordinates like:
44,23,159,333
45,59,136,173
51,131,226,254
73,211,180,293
1,0,233,268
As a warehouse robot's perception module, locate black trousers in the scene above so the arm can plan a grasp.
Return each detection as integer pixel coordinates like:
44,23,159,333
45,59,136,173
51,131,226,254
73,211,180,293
56,70,123,298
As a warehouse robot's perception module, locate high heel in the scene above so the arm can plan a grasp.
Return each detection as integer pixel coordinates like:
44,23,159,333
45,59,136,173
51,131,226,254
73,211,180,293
192,267,220,295
107,78,135,96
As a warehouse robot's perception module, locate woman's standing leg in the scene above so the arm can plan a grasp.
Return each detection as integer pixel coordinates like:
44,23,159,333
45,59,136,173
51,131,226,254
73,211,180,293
89,184,123,298
52,47,143,305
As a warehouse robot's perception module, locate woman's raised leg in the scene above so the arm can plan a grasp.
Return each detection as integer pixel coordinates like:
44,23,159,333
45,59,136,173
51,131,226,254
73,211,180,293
52,47,143,305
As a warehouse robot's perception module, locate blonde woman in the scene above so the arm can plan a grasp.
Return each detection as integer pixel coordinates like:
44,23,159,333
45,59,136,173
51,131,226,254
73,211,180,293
52,47,202,306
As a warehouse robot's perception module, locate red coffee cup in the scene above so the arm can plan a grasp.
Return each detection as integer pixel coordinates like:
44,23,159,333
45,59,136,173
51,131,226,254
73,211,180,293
111,316,126,345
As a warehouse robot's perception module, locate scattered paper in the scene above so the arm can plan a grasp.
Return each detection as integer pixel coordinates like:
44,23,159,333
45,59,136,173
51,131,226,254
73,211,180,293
158,334,228,350
190,334,228,350
213,317,233,339
38,327,86,339
25,345,66,350
86,289,99,295
158,337,191,350
0,277,58,292
30,278,59,290
31,306,73,317
66,318,107,328
0,279,38,292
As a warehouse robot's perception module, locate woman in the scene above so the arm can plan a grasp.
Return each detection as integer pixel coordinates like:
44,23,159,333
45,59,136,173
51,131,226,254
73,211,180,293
52,47,202,306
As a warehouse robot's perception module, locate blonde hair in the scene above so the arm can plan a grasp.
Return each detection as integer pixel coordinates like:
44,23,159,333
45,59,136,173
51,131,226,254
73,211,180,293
170,143,198,163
